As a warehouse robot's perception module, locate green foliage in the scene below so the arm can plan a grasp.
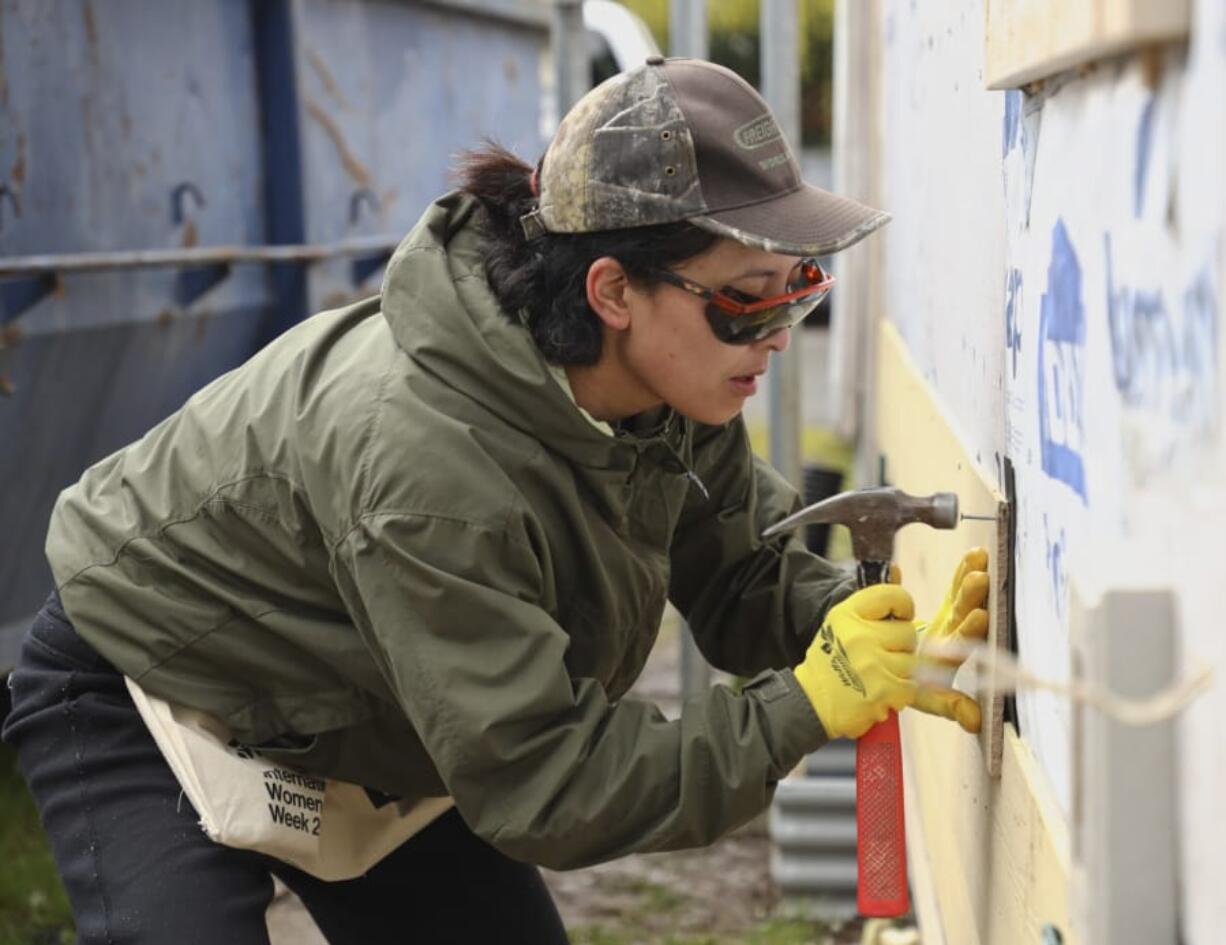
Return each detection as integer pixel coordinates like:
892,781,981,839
568,919,831,945
745,917,832,944
570,927,632,945
622,877,687,914
563,861,847,944
0,745,73,945
617,0,836,145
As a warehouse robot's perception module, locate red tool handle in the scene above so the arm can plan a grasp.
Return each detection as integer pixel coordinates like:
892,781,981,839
856,709,909,917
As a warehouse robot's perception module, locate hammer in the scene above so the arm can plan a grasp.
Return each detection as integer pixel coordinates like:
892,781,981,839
762,486,960,918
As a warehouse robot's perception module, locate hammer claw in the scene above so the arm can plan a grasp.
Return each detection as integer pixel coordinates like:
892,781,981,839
761,487,960,552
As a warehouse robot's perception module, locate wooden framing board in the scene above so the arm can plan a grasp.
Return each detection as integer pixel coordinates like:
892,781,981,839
903,719,1072,945
878,322,1072,944
900,753,947,945
984,0,1190,89
875,322,1009,775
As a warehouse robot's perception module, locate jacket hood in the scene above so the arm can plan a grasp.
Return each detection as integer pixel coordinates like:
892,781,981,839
379,192,690,473
380,192,623,467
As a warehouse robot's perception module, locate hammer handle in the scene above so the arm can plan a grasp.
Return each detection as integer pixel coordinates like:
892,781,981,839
856,712,909,916
855,558,909,917
857,560,890,586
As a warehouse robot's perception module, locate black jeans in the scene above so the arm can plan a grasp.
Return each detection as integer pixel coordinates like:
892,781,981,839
2,593,570,945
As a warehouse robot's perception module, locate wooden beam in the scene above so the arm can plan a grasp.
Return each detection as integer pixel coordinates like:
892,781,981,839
903,719,1072,945
878,321,1072,944
984,0,1191,90
875,322,1010,775
901,742,947,945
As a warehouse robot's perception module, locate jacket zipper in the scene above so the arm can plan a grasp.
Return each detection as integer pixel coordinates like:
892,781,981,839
612,412,710,500
651,415,710,501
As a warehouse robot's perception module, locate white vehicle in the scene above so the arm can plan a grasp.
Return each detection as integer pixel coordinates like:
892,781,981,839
539,1,662,138
583,0,662,82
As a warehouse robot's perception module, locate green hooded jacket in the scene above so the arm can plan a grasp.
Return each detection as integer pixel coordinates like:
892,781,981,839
46,192,854,869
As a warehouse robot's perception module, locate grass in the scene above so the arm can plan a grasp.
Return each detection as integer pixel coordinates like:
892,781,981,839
620,877,687,915
569,918,848,945
0,743,73,945
563,871,859,945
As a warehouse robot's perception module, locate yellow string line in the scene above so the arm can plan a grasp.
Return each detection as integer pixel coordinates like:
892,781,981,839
916,641,1216,726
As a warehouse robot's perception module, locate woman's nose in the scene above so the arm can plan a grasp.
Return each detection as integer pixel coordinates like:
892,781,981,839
759,326,791,353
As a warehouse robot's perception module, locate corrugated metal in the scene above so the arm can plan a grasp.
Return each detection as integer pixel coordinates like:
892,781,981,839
768,460,860,913
769,745,859,917
0,0,548,667
804,737,855,776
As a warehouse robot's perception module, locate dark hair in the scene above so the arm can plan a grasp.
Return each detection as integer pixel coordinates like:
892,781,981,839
455,143,718,365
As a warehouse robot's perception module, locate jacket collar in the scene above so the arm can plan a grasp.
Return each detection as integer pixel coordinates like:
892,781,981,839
380,191,696,476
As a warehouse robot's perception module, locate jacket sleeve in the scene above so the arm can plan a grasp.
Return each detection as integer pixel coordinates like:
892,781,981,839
668,418,857,676
330,509,825,870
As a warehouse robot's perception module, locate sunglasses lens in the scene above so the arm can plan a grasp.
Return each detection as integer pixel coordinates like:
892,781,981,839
705,285,831,345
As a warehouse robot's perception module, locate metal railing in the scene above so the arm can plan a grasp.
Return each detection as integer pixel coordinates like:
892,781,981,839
0,236,402,278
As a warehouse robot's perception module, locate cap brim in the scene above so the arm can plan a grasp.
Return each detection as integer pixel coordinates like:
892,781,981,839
690,184,890,257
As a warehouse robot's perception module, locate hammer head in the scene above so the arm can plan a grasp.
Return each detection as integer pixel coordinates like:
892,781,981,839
761,486,959,564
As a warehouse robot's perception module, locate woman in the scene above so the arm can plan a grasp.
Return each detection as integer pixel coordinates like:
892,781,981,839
3,57,987,943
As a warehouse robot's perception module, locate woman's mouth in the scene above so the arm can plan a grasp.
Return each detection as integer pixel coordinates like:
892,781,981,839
729,374,759,395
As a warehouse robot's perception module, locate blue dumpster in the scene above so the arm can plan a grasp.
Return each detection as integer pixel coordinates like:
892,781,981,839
0,0,549,668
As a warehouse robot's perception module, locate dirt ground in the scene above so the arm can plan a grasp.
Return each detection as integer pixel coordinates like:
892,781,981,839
542,824,799,943
541,613,782,941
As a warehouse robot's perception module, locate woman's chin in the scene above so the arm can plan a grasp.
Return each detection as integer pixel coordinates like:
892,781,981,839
674,401,743,426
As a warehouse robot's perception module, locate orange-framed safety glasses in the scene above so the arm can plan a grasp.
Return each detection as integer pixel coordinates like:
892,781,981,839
648,257,834,345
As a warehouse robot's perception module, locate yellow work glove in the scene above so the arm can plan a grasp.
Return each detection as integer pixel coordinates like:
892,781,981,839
794,584,918,740
913,548,990,733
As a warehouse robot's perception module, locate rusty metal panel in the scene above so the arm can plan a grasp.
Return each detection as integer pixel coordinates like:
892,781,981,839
0,0,273,657
0,0,549,666
290,0,547,312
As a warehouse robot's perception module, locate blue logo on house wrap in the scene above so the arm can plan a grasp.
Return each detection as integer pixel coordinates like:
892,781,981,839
1037,219,1088,503
1005,268,1023,379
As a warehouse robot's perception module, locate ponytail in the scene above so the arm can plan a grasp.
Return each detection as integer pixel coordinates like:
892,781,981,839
455,143,717,366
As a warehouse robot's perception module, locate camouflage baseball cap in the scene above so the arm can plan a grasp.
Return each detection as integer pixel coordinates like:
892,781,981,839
520,56,890,256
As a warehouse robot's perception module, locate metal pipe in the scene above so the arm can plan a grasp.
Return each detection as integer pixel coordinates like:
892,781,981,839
669,0,712,701
416,0,550,29
0,235,401,278
669,0,708,58
551,0,588,116
762,0,804,490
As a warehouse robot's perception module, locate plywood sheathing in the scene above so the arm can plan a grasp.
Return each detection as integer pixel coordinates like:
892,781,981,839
878,322,1072,945
876,322,1009,775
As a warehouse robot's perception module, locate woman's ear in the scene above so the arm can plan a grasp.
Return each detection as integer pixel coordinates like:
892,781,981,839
585,257,633,331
